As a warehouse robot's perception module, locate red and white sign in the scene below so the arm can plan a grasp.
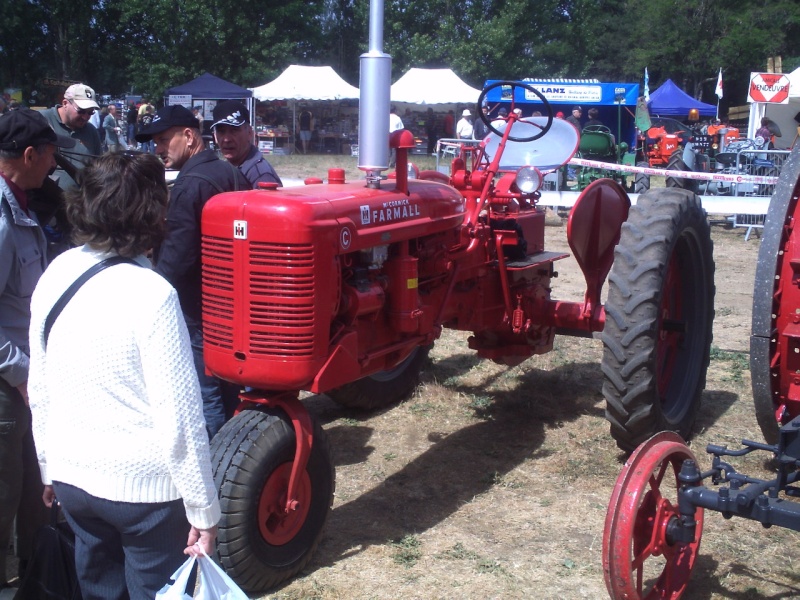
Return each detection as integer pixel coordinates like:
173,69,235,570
748,72,791,104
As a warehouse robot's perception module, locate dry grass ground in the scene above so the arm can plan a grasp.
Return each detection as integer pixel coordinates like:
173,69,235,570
248,184,799,600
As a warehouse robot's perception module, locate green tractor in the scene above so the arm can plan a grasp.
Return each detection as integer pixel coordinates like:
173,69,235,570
564,125,638,192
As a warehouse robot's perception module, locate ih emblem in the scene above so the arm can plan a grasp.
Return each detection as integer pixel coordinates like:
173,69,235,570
233,220,247,239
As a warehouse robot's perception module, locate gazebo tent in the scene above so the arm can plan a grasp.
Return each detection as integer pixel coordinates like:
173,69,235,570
647,78,716,118
251,65,359,102
250,65,359,149
390,68,481,105
164,72,254,128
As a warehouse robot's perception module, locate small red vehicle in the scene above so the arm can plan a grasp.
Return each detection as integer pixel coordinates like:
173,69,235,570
198,3,715,592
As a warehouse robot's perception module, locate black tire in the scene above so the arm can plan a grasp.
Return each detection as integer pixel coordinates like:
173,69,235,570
326,345,430,409
210,408,335,593
665,152,699,193
601,188,715,452
634,162,650,194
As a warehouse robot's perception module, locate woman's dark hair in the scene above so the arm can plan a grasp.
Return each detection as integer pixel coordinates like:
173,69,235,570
66,152,167,258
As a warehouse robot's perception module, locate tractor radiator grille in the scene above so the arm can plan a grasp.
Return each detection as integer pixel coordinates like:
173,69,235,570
248,242,315,357
203,238,317,357
202,236,234,350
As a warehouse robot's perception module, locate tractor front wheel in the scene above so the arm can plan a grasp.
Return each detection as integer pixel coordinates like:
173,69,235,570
210,409,335,593
602,188,715,452
603,432,704,600
326,345,430,410
634,162,650,194
666,152,699,193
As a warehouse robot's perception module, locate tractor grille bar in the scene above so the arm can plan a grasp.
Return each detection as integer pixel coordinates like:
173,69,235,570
248,242,316,356
202,238,317,357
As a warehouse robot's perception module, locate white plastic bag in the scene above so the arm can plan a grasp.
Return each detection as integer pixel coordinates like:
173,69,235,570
195,550,248,600
155,556,195,599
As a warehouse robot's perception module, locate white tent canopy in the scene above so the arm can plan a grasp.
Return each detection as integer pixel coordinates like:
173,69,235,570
250,65,359,101
390,68,481,105
747,67,800,149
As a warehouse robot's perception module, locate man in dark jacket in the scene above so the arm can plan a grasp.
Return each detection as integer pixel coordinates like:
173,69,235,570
136,105,248,438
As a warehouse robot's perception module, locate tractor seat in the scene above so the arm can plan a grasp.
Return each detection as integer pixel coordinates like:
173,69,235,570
714,152,737,167
578,130,615,161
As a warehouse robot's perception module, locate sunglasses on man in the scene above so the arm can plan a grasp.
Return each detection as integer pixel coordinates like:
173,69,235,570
69,100,96,116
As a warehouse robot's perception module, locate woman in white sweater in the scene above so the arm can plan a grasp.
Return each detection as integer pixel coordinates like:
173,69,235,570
28,152,220,599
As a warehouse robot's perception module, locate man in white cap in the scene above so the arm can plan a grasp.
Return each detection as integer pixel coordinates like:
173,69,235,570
456,108,473,140
39,84,103,190
211,100,281,188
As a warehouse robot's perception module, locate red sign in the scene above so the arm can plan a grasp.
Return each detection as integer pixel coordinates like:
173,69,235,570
748,72,791,104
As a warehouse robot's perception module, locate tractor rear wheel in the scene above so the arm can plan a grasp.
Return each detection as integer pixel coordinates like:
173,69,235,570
634,162,650,194
665,152,699,193
602,188,715,452
326,345,430,410
210,409,335,593
751,147,800,443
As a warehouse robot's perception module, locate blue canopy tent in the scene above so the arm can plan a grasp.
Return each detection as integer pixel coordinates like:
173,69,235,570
163,73,254,129
483,79,640,148
647,79,716,118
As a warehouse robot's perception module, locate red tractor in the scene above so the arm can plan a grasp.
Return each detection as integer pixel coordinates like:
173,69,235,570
602,146,800,600
198,3,714,593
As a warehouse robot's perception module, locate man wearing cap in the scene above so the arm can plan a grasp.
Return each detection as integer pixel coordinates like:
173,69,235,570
0,109,75,586
136,104,247,438
211,100,282,188
456,108,473,140
39,84,102,190
566,106,582,132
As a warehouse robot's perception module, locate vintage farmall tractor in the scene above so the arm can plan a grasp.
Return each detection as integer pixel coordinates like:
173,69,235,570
602,145,800,600
198,1,714,593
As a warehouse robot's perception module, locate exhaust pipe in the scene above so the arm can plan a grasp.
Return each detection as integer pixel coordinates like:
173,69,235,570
358,0,391,186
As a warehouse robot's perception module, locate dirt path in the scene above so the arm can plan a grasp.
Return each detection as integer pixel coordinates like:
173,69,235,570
258,217,800,600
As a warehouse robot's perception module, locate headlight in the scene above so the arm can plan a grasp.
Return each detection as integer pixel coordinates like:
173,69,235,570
515,166,542,194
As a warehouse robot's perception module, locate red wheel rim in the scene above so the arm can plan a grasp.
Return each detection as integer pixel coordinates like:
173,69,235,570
257,462,312,546
603,432,704,600
656,251,683,399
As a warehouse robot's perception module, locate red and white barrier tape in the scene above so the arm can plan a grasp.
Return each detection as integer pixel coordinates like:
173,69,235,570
567,157,779,185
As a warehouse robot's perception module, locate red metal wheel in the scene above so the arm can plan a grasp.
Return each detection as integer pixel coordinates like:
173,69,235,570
603,432,704,600
258,462,312,546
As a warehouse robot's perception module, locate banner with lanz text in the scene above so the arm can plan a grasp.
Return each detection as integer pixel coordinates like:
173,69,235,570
483,80,640,107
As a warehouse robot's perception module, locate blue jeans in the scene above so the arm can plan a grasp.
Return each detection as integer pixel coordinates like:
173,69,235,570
184,315,236,439
53,482,189,600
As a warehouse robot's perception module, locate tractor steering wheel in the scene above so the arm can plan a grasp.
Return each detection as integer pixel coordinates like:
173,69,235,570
477,81,553,142
582,124,613,136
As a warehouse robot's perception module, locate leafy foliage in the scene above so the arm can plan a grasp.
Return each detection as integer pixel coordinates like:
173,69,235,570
1,0,799,109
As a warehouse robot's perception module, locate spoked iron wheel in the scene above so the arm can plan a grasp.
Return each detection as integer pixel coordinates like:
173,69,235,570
751,146,800,443
603,432,704,600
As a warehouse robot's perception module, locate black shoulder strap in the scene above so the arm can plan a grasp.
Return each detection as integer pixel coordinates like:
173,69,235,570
43,256,139,350
180,172,226,194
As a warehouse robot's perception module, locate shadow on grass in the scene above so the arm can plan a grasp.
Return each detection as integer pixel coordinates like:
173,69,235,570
688,554,800,600
291,359,605,580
